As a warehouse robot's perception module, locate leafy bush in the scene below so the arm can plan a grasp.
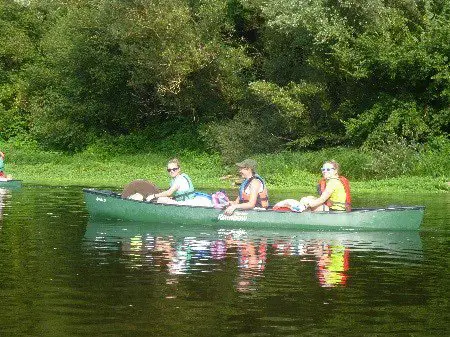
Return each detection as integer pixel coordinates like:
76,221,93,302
413,136,450,178
200,112,283,164
345,96,432,148
363,138,420,178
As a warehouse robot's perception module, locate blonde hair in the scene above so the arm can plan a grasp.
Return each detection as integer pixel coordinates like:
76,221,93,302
324,160,340,174
168,158,180,168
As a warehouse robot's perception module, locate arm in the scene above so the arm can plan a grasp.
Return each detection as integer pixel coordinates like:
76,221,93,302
148,178,180,200
224,180,261,215
307,185,334,209
228,196,240,205
154,185,178,198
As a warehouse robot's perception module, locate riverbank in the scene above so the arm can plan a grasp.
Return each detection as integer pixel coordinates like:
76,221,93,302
2,147,448,193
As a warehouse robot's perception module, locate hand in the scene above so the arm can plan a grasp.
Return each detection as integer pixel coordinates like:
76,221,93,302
224,204,237,216
146,194,156,202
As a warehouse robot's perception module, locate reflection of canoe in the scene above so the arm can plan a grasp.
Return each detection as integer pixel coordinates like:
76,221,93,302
84,220,423,256
0,180,22,189
83,189,424,231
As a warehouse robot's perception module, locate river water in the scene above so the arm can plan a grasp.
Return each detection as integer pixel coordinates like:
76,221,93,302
0,186,448,336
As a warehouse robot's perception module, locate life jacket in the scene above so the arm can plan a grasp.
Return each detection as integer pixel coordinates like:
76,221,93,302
239,175,269,208
318,176,351,212
171,173,195,201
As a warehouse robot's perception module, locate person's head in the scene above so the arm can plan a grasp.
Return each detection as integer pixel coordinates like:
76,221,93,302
236,159,257,177
167,158,181,177
321,160,339,178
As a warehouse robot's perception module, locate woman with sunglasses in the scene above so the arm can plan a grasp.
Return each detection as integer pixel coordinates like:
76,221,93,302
299,160,351,212
146,158,195,203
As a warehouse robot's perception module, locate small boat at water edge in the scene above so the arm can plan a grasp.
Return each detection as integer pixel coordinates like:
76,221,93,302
83,189,425,231
0,179,22,189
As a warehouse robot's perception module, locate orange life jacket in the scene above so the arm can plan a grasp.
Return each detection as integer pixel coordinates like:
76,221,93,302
239,175,269,208
318,176,352,212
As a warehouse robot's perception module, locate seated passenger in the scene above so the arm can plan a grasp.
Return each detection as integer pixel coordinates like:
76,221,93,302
273,160,351,212
146,158,196,204
299,160,351,212
224,159,269,215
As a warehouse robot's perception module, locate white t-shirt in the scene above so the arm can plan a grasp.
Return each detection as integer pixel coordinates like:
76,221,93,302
244,179,264,194
172,174,191,193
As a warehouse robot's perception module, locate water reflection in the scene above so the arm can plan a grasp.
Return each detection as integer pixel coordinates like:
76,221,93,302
0,188,6,221
315,243,349,287
83,221,423,292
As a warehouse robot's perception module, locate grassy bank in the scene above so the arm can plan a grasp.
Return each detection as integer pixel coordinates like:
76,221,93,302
2,145,449,193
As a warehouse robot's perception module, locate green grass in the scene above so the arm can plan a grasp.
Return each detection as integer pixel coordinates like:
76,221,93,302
2,146,449,193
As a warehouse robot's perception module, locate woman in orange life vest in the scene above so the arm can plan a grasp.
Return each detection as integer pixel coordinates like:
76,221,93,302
299,160,351,212
224,159,269,215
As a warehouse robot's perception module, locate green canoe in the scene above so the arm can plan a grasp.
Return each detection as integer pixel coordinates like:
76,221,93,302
0,179,22,189
83,188,424,231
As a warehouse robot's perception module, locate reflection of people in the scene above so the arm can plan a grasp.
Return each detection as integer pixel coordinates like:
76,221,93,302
300,160,351,212
316,243,349,287
0,188,6,221
236,239,267,292
146,158,195,203
0,151,12,180
210,240,227,260
224,159,269,215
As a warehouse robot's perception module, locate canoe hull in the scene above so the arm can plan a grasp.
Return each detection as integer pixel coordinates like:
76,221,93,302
0,179,22,189
83,189,424,231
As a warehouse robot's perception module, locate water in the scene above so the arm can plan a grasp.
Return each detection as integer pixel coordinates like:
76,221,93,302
0,186,448,336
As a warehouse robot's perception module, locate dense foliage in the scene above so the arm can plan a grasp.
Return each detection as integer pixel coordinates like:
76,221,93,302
1,0,449,162
2,141,449,190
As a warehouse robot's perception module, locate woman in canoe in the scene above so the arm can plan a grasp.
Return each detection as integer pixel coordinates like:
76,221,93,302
146,158,196,203
224,159,269,215
274,160,351,212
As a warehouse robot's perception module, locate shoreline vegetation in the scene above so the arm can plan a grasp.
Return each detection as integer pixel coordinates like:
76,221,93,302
1,1,449,198
2,144,448,193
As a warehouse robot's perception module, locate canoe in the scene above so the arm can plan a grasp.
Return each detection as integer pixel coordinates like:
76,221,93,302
83,189,424,231
0,179,22,189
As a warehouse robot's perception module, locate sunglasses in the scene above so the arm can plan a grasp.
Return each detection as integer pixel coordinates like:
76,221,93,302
321,167,334,172
167,167,179,172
